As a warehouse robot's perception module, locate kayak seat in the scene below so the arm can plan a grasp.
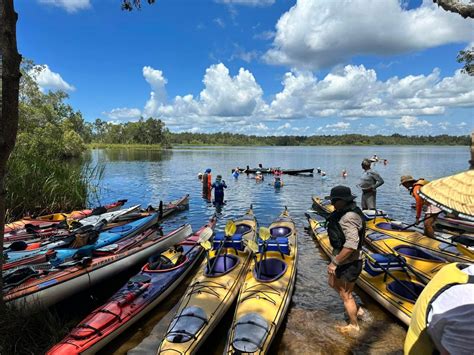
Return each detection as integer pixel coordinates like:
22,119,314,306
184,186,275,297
258,237,290,255
232,313,269,352
205,254,240,276
394,245,446,262
365,232,390,242
166,306,208,343
364,254,404,276
213,232,244,251
254,258,288,282
387,280,424,303
235,224,252,235
270,226,292,239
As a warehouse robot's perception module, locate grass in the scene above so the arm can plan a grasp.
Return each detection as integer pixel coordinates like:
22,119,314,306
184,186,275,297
5,151,103,222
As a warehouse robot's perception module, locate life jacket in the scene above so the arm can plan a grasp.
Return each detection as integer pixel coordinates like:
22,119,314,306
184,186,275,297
404,263,474,355
326,203,366,254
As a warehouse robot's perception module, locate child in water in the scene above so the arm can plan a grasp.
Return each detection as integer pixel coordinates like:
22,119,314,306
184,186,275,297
255,171,264,182
211,175,227,206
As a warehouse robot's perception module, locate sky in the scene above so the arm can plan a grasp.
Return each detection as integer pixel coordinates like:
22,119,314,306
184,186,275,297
16,0,474,136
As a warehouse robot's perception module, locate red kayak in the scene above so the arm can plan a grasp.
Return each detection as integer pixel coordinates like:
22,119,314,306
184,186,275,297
47,218,216,355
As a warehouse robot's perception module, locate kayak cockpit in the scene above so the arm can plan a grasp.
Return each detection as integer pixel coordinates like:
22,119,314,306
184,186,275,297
387,280,424,303
270,226,292,238
253,258,287,282
205,254,240,277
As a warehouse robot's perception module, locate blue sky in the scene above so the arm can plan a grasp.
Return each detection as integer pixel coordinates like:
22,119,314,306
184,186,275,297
17,0,474,135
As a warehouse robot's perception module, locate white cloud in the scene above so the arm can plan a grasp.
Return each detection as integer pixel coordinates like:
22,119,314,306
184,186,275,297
253,30,275,40
438,121,450,130
325,121,350,130
30,65,75,92
215,0,275,6
390,115,432,129
103,108,142,121
105,63,473,133
38,0,90,12
264,0,473,69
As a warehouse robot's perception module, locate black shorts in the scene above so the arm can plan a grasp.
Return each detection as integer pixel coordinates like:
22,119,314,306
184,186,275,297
335,260,363,283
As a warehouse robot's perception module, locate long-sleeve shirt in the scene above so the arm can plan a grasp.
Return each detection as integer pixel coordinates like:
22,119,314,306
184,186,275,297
359,169,384,192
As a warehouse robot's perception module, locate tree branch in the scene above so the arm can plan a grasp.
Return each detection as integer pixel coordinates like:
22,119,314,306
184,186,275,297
433,0,474,19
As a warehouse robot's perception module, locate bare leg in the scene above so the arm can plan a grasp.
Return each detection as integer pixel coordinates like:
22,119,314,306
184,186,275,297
334,278,360,333
424,214,436,239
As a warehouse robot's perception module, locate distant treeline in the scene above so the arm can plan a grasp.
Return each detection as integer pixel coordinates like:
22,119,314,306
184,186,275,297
167,132,469,146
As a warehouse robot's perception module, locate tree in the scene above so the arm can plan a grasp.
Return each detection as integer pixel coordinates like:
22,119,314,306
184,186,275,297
457,47,474,76
122,0,156,11
1,0,22,302
433,0,474,19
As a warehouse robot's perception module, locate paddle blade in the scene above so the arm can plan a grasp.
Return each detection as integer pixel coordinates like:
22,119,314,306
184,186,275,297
225,220,237,237
259,227,271,241
197,227,214,243
200,240,212,251
245,240,259,254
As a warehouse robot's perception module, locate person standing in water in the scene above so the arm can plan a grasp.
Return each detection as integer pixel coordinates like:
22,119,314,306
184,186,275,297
341,169,348,178
211,175,227,206
358,159,384,210
400,175,441,239
202,168,212,199
326,186,366,335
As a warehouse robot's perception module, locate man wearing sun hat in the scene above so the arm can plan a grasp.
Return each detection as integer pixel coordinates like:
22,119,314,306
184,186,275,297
400,175,441,239
325,185,367,335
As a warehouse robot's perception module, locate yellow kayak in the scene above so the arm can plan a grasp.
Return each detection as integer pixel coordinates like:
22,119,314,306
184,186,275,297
225,208,297,354
158,207,257,355
311,196,333,217
367,218,473,263
307,216,424,326
365,230,448,283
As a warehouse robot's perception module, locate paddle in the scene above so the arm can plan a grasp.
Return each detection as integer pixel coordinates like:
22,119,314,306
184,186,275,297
197,227,214,244
209,220,236,274
257,227,271,280
200,240,213,272
381,241,428,285
363,251,421,299
395,212,441,231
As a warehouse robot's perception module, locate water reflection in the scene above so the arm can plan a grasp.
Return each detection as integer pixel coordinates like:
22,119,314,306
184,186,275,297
91,146,468,354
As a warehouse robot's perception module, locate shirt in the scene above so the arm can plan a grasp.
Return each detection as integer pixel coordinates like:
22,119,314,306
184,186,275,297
359,169,384,191
338,211,363,264
427,265,474,355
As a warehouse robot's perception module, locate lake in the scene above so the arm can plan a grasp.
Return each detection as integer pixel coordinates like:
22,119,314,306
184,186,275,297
89,145,469,354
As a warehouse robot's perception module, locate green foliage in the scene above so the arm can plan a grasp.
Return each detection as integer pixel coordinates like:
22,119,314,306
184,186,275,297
91,117,170,147
457,47,474,76
168,132,469,146
5,60,96,220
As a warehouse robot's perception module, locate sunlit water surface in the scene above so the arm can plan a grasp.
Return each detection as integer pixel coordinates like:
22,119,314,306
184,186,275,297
83,145,468,355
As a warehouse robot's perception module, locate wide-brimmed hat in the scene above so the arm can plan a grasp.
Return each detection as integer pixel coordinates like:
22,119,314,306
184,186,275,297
325,185,356,202
400,175,416,185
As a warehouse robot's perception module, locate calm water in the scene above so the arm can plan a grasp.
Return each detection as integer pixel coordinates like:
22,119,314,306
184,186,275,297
88,145,469,355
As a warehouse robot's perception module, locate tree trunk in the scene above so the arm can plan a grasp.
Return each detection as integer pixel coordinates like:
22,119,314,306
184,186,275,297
0,0,22,305
434,0,474,19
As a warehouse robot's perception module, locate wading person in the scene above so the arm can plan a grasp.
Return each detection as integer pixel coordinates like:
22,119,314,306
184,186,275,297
211,175,227,206
359,159,384,210
400,175,441,239
202,168,212,199
326,186,366,334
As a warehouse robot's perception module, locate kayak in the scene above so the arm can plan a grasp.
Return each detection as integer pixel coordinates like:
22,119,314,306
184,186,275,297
364,230,448,283
435,213,474,234
158,207,257,354
366,218,473,263
311,196,388,220
4,223,193,309
4,214,159,268
225,208,297,354
47,219,216,355
307,216,424,326
4,200,127,234
4,205,141,247
232,168,314,175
